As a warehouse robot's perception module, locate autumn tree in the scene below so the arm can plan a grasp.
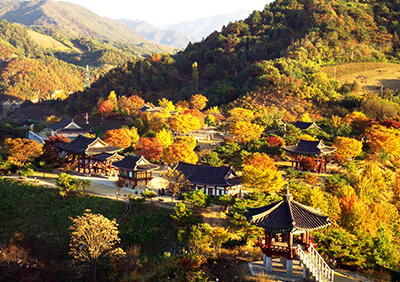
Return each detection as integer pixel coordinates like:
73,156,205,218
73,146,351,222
162,143,198,165
156,128,174,148
122,126,140,147
158,98,175,112
1,138,42,169
99,99,114,117
230,121,264,143
333,136,363,161
135,138,163,162
69,210,125,281
162,170,187,201
242,152,284,194
103,128,131,149
229,107,254,122
190,94,208,110
118,95,144,115
366,125,400,156
170,113,202,135
42,134,70,166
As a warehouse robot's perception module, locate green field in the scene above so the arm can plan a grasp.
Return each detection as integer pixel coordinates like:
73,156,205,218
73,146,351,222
321,62,400,92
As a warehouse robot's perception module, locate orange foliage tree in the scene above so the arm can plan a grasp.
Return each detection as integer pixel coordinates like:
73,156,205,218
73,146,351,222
333,136,363,160
118,95,144,115
99,99,114,117
366,125,400,156
162,143,198,165
135,138,163,162
2,138,42,168
241,152,284,194
103,129,131,149
342,111,374,134
190,94,208,110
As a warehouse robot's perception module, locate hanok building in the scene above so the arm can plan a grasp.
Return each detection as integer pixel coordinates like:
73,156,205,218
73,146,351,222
113,155,159,188
283,139,336,173
292,121,321,131
174,161,242,197
49,117,90,140
59,135,122,177
246,193,334,281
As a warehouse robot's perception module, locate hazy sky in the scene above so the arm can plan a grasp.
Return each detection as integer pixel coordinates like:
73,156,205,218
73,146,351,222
55,0,269,25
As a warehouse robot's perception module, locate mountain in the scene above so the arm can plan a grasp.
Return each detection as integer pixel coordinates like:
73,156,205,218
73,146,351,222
0,0,174,55
165,10,252,40
118,19,196,49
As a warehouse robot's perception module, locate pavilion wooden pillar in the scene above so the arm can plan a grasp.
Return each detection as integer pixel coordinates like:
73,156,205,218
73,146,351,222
286,231,293,275
265,230,273,272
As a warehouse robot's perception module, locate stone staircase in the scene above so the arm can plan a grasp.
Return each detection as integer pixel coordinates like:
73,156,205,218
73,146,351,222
297,243,334,281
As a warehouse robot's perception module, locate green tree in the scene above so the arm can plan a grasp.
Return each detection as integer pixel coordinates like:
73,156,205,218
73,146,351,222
141,189,157,202
183,190,209,209
56,173,90,198
171,202,195,226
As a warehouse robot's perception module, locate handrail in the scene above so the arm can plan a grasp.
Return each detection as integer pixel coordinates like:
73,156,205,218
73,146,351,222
297,244,334,281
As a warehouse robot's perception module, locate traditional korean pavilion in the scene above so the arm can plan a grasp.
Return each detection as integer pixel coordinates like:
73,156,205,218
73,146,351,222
174,161,241,197
283,139,336,173
49,117,90,140
113,155,159,188
246,193,333,280
59,135,122,176
292,121,321,131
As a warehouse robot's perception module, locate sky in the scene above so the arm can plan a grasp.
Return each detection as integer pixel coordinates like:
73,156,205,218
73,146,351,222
54,0,269,26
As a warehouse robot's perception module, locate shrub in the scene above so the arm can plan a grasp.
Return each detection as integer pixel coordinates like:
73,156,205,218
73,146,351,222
300,157,316,171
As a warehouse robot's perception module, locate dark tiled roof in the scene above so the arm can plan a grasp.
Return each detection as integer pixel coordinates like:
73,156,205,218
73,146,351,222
49,117,74,131
174,161,241,186
58,128,90,134
246,194,331,232
284,139,336,155
60,135,122,155
92,153,123,162
113,155,159,171
293,121,320,130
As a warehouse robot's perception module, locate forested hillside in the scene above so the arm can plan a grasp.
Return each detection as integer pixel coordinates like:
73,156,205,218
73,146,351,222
59,0,400,117
0,20,84,101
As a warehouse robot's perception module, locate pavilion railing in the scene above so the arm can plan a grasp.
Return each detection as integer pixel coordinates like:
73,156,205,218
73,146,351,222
297,243,334,281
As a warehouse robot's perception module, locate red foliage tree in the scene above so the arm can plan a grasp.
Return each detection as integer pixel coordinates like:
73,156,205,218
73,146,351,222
135,138,163,162
380,119,400,129
300,157,316,171
42,135,70,165
266,136,285,147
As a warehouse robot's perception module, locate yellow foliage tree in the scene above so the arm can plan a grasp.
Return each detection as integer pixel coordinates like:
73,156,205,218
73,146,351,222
103,129,131,149
229,121,264,143
158,98,175,112
190,94,208,110
162,143,198,165
333,136,363,160
2,138,42,169
242,152,284,194
121,126,140,147
69,210,125,281
229,107,254,122
170,113,202,135
156,128,174,148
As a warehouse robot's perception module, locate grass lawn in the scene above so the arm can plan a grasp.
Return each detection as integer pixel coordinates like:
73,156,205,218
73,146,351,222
321,62,400,91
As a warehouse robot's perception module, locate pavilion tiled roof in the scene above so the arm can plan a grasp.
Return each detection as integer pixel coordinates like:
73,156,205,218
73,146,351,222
49,117,74,131
59,135,121,155
293,121,321,130
174,161,241,187
283,139,336,155
246,194,331,232
91,153,123,162
113,155,159,171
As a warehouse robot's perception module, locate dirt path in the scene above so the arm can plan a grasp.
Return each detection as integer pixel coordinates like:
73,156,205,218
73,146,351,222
197,204,229,228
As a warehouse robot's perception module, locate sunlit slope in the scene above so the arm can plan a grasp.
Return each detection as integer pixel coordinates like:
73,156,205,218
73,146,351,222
321,62,400,92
